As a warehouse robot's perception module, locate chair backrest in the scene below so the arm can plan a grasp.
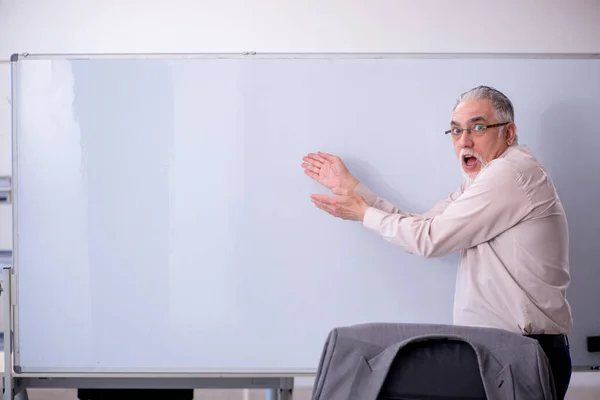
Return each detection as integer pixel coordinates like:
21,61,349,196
378,338,487,400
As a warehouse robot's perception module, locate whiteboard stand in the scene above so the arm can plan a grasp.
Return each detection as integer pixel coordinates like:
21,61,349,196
1,267,295,400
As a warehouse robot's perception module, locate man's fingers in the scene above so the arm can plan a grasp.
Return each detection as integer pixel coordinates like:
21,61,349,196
310,194,337,204
311,198,327,210
318,152,337,163
312,198,337,216
304,169,319,181
303,153,325,167
301,162,320,175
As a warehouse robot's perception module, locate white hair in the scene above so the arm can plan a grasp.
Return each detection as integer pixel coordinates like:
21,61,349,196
454,85,518,145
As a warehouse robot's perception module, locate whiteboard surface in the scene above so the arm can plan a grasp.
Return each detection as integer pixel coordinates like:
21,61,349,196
12,55,600,373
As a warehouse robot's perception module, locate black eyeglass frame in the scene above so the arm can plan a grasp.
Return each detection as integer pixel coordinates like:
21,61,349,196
444,121,510,136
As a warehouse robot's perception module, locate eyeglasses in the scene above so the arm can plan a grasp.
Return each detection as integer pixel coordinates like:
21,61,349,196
445,122,509,137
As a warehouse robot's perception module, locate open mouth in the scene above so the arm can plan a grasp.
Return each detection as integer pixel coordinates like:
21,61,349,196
463,155,478,168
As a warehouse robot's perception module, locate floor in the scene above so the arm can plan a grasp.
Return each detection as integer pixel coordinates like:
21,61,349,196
9,375,600,400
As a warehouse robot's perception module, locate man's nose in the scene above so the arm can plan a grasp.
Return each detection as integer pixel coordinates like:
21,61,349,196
458,131,473,147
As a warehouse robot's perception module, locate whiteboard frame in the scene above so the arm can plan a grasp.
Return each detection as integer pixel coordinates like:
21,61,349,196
10,52,21,371
9,52,600,61
8,51,600,377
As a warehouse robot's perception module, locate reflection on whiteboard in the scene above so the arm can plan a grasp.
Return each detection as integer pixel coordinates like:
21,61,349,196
15,60,93,367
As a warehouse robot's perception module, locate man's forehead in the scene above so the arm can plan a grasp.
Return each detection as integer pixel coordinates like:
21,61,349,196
451,99,494,123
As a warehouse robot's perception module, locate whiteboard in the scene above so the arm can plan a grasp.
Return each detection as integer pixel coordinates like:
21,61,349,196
11,54,600,373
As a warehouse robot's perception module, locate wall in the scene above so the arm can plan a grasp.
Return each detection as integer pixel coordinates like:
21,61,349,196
1,0,600,55
0,0,599,394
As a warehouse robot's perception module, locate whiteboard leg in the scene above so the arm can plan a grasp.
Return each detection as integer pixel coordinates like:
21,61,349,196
279,377,294,400
3,267,14,400
266,388,277,400
279,389,293,400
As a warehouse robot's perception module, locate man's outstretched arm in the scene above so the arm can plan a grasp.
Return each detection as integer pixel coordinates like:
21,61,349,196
362,162,532,258
354,181,466,218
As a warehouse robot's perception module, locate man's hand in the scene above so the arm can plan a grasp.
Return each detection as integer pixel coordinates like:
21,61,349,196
310,188,369,221
302,152,359,192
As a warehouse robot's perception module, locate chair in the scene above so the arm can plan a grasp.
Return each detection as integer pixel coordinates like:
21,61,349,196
311,322,556,400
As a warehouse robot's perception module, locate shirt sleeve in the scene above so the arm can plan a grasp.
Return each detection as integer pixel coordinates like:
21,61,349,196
361,161,533,258
354,182,465,218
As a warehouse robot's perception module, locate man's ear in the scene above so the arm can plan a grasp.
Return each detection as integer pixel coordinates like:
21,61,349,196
505,122,517,146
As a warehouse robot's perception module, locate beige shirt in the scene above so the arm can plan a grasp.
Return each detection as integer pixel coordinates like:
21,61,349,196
355,144,573,335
